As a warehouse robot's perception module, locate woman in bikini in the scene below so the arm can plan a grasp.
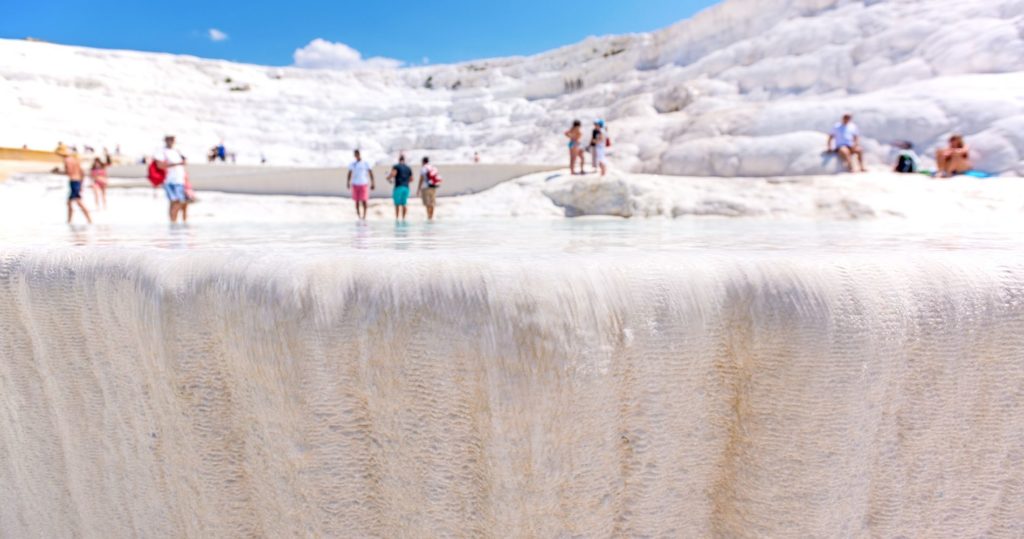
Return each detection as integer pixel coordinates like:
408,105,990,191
89,158,109,210
564,120,585,175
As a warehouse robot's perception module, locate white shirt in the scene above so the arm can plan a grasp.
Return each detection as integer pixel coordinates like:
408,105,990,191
349,160,372,186
830,122,859,148
421,165,436,187
156,147,186,185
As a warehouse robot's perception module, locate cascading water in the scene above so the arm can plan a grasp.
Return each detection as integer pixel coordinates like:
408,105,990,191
1,225,1022,537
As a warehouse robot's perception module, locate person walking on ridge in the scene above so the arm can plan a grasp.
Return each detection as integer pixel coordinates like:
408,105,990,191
154,135,189,223
386,154,413,221
58,144,92,224
417,156,441,221
347,149,375,220
827,114,866,173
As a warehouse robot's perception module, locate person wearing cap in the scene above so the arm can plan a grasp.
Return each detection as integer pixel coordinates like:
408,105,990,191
386,153,413,221
57,145,92,224
588,120,603,174
154,135,189,223
592,119,608,177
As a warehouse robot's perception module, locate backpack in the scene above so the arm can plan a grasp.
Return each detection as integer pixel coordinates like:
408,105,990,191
425,165,442,187
147,160,166,187
895,153,916,173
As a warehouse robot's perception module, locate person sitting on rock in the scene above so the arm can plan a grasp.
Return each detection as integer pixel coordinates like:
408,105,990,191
827,114,866,173
936,134,971,178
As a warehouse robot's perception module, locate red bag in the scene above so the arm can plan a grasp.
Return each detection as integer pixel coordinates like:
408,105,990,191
426,165,443,187
147,161,166,187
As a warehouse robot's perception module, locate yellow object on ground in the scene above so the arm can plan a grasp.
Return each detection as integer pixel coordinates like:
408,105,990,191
0,147,68,181
0,147,64,163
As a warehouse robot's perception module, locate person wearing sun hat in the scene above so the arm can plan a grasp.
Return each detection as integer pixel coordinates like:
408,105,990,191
56,143,92,224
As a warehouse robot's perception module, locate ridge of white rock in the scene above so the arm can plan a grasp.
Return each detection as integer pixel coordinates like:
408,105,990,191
2,248,1023,537
2,0,1023,176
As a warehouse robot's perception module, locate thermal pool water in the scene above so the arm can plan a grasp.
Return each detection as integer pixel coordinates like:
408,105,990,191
1,220,1023,537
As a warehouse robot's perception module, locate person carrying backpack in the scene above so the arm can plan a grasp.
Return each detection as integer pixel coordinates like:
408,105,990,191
417,156,442,221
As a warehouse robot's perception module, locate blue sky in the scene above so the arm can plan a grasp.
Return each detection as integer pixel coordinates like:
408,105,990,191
1,0,714,66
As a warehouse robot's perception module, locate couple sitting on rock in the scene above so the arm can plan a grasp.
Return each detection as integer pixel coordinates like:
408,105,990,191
826,114,972,177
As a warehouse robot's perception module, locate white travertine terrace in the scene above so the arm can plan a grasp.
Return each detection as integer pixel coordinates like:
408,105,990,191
2,0,1022,176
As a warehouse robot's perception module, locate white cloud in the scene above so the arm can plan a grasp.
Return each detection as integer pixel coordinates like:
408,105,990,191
208,28,228,42
293,38,402,70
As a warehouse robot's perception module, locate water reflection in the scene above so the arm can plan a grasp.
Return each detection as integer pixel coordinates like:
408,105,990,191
7,219,1024,255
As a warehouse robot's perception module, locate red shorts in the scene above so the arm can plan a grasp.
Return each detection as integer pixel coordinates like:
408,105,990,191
351,184,369,201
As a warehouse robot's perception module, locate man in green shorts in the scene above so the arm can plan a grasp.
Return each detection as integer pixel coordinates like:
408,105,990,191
386,154,413,221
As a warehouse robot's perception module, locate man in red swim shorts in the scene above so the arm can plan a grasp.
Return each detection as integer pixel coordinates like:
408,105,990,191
346,149,375,220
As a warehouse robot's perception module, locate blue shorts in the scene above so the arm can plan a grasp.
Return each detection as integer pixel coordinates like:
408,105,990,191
392,185,410,206
164,182,187,202
68,180,82,201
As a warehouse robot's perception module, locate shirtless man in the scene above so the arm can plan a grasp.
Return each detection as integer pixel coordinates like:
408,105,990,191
59,146,92,224
827,114,866,173
936,134,971,177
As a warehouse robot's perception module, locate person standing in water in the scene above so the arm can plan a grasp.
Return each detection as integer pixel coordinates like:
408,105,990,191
154,135,188,223
564,120,584,175
89,157,109,210
386,154,413,221
347,149,375,220
417,156,441,221
58,144,92,224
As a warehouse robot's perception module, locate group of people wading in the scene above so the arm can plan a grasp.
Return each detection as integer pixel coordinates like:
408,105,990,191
61,136,446,224
346,149,443,222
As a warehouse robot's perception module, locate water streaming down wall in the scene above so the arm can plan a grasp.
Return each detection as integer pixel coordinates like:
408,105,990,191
1,248,1023,537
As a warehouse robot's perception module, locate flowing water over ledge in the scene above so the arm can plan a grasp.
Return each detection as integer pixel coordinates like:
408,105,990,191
1,221,1023,537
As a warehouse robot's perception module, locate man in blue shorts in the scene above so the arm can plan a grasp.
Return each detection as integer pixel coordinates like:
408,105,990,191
386,154,413,221
154,135,188,223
